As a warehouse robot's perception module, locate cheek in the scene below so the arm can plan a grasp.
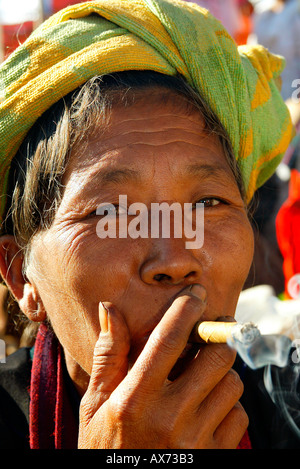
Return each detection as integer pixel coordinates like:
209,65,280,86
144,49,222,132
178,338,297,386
29,228,138,374
202,214,254,313
37,223,127,293
221,221,253,280
67,236,135,301
207,211,253,269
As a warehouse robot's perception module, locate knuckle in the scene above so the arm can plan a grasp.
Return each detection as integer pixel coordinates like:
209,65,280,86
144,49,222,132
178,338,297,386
232,402,249,430
94,335,122,359
222,369,244,399
79,394,95,423
92,338,129,372
108,386,140,422
206,344,236,371
150,329,182,356
154,414,179,446
92,350,123,371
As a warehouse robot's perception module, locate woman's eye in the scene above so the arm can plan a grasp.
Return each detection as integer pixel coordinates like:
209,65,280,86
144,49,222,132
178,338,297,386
196,198,224,208
115,205,128,216
93,204,127,217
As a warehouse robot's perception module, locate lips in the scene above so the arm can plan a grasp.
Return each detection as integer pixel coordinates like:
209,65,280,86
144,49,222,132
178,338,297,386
128,285,208,378
128,331,203,381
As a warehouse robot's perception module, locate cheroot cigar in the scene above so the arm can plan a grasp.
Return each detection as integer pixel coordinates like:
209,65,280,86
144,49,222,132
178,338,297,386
192,321,238,344
192,320,260,344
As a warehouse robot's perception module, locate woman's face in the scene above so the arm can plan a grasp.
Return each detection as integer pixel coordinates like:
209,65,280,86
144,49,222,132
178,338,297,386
27,89,254,384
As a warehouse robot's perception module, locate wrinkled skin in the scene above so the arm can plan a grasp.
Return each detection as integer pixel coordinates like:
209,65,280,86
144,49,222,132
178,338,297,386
0,89,254,448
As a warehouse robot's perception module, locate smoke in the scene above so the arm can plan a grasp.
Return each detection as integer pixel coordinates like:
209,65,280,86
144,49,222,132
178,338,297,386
233,276,300,440
264,362,300,440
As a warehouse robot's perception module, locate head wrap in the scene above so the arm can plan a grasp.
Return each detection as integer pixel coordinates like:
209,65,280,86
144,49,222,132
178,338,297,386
0,0,294,226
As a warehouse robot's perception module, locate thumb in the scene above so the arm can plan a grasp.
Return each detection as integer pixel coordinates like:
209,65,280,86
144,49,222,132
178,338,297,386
83,302,130,415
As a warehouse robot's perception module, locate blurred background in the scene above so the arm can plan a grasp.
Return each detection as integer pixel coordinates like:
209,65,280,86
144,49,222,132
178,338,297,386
0,1,297,60
0,0,81,61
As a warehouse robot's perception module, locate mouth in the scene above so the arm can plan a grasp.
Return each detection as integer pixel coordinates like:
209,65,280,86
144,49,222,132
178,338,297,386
128,333,203,381
128,285,208,379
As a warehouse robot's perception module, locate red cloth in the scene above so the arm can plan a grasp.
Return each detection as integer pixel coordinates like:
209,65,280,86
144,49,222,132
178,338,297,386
29,323,251,449
52,0,84,13
2,22,34,59
29,323,78,449
237,430,251,449
276,170,300,298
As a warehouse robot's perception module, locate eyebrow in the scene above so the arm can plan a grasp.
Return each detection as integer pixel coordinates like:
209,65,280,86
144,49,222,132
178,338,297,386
95,168,142,186
91,162,233,190
184,163,234,181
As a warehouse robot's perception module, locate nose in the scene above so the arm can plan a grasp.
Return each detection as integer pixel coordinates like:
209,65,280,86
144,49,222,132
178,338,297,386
139,238,202,286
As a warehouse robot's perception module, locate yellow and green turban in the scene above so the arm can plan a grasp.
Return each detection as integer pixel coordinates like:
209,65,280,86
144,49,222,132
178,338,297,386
0,0,294,225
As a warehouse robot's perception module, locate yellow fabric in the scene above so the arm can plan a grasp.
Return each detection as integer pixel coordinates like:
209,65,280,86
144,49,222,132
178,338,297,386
0,0,294,225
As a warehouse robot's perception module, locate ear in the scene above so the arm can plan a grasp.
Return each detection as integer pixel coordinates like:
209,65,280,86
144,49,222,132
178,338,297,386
0,235,46,322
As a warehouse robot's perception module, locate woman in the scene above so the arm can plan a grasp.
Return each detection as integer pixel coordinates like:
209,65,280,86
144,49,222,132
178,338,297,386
0,0,296,449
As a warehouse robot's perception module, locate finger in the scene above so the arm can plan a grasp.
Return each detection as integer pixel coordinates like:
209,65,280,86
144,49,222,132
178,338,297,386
172,341,237,405
173,370,246,449
81,302,130,419
194,367,244,429
213,401,249,449
130,284,207,388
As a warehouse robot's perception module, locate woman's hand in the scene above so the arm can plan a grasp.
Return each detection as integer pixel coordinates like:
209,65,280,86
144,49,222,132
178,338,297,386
78,285,248,449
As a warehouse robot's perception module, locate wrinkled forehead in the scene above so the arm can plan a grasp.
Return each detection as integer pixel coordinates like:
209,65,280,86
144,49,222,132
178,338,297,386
64,86,212,177
87,85,207,138
61,91,234,202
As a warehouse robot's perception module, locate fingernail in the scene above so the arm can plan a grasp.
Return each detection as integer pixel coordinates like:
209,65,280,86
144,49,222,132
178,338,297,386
99,301,109,333
216,316,236,323
188,284,207,302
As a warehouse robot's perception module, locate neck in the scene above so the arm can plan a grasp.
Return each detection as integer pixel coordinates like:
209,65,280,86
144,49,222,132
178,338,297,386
64,348,90,397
